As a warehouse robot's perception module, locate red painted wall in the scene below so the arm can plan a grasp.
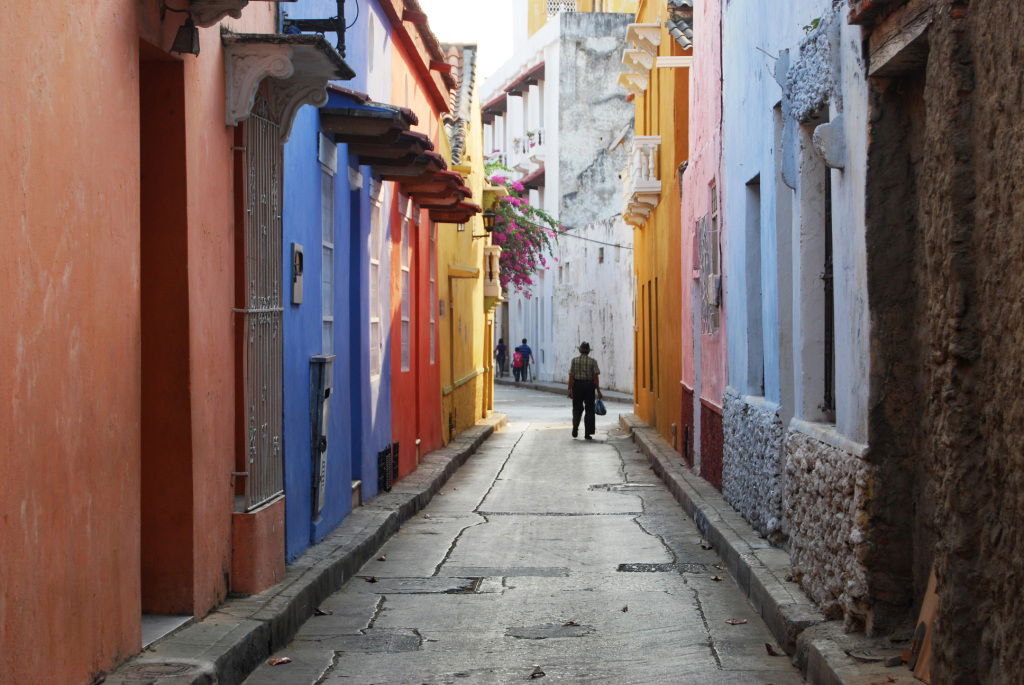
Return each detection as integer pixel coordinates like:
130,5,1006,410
389,24,447,478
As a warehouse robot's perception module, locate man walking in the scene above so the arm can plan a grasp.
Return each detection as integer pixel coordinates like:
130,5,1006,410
567,341,603,440
514,338,533,383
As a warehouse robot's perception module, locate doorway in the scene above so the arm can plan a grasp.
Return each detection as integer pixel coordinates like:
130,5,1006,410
139,42,194,643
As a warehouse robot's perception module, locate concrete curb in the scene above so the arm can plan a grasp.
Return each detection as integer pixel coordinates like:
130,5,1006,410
617,413,920,685
495,377,634,405
108,414,508,685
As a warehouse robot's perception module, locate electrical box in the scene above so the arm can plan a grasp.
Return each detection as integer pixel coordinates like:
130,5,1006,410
291,243,304,304
310,354,335,517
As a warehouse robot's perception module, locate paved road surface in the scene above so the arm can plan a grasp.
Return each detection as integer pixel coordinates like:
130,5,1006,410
245,385,804,684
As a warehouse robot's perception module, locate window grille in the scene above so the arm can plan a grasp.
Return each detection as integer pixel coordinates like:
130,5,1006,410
823,171,835,418
547,0,577,16
700,183,722,334
240,93,284,511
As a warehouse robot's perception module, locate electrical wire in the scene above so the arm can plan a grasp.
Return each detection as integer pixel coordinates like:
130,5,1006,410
346,0,360,30
555,217,634,250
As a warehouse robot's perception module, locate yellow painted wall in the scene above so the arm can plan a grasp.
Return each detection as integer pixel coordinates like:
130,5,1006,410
438,55,494,444
527,0,640,37
631,0,689,451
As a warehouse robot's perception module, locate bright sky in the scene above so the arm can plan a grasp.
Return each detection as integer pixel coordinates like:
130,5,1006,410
417,0,515,83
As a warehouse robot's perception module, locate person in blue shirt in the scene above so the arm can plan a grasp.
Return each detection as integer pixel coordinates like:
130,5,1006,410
513,338,533,383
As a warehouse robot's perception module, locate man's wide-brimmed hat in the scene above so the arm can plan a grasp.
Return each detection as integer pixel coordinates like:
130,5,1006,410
579,342,591,353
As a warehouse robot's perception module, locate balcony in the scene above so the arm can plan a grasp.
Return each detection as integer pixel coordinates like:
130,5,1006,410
528,128,546,164
623,136,662,227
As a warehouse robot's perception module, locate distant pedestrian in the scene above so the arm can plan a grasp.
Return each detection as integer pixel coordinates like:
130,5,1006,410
567,342,603,440
513,338,533,383
494,338,507,377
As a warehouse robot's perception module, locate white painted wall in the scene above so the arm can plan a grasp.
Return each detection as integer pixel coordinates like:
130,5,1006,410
485,12,634,394
549,219,635,392
721,0,869,444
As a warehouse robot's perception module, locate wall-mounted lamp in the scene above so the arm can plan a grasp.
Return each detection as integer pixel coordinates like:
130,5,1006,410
170,15,201,56
482,210,497,232
162,3,200,56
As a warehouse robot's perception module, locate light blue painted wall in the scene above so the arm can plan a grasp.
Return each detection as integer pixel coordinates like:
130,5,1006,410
722,0,871,442
722,0,831,413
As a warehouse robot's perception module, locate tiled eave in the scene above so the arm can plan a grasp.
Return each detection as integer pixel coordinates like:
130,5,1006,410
505,61,545,96
521,165,545,190
430,201,483,224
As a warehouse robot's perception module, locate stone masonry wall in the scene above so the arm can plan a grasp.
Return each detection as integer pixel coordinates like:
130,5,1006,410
784,429,871,630
722,390,786,545
860,2,1024,679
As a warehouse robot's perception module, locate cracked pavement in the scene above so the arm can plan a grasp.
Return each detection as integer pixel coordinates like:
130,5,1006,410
244,386,804,684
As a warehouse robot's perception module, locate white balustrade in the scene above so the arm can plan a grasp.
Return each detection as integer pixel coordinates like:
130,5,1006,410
623,136,662,227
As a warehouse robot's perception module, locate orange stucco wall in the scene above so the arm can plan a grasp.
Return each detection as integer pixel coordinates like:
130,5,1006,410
0,3,142,682
1,3,277,682
631,0,688,451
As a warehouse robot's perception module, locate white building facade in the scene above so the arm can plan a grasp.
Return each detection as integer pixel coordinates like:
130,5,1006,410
484,5,636,393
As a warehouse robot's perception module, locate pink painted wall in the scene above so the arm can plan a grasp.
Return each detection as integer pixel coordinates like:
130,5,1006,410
680,0,727,409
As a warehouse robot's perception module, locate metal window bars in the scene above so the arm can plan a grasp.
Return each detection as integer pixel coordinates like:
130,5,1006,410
239,93,285,512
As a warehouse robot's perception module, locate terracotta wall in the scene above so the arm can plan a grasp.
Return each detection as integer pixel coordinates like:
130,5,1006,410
1,3,278,681
0,3,142,682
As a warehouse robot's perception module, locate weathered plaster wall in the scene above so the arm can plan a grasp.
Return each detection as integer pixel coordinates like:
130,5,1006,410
496,12,635,389
558,13,635,229
722,391,786,544
679,0,727,482
549,219,635,393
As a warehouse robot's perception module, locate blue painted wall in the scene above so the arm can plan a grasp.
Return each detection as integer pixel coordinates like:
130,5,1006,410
280,0,395,559
282,105,357,560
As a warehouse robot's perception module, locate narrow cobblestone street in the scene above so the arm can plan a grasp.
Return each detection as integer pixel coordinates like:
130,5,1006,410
245,387,803,684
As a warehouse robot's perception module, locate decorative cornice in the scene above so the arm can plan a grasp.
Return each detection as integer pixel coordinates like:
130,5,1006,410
626,23,661,56
622,48,655,74
224,42,295,128
223,33,354,142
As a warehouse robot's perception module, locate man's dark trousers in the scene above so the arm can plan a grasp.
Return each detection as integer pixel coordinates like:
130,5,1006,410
572,379,596,437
